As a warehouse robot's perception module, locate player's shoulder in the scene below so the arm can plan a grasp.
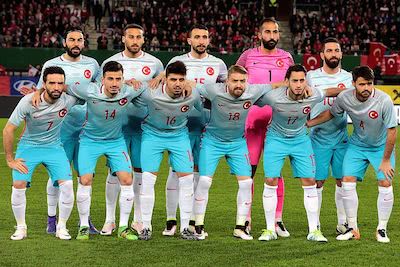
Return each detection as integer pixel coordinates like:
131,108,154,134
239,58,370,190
374,88,392,101
143,52,162,63
103,52,123,62
276,48,293,58
241,47,258,55
169,53,189,63
43,56,63,67
306,68,322,78
81,55,99,63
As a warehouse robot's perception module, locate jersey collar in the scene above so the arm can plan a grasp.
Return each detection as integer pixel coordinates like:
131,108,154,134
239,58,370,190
60,54,82,62
122,50,144,58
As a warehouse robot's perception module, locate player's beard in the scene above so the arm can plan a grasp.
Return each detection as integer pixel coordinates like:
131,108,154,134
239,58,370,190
357,89,371,100
193,45,207,55
47,89,62,100
262,39,278,50
126,44,142,55
66,45,82,58
325,57,341,69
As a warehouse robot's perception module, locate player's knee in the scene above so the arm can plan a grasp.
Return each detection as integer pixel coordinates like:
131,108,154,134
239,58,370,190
342,176,357,183
378,179,391,188
13,181,27,189
79,174,93,186
300,178,316,187
264,178,278,186
336,179,342,187
117,172,133,185
316,180,324,188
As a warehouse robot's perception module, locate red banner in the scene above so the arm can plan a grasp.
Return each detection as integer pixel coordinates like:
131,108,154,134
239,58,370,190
367,42,386,69
384,54,399,75
302,54,321,71
0,76,10,96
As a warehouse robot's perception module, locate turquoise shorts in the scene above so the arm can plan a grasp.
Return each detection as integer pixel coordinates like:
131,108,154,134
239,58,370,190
263,133,316,178
312,143,348,180
343,144,396,181
199,134,251,177
141,131,193,173
61,137,79,172
190,133,201,166
13,144,72,187
78,137,132,176
124,133,142,169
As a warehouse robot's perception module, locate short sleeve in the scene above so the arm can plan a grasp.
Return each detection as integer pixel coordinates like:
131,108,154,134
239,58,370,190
236,49,249,67
217,60,228,82
8,96,32,127
381,96,398,128
330,94,345,117
155,59,164,76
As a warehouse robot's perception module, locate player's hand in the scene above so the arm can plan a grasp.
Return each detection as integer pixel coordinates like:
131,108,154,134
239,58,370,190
148,76,163,89
7,158,28,174
305,120,312,128
125,78,142,90
31,89,42,108
20,85,37,95
304,85,313,98
379,159,395,180
183,80,196,98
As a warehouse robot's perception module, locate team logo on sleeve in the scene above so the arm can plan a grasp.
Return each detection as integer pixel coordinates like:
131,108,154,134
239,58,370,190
206,67,214,76
84,70,92,79
181,105,190,112
59,108,68,117
369,110,379,119
337,83,346,89
119,98,128,106
243,101,252,109
142,66,151,75
303,106,311,114
276,59,284,68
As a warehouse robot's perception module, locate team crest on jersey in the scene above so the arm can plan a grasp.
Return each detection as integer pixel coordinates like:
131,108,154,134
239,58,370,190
181,105,189,112
276,59,284,68
84,69,92,79
119,98,128,106
142,66,151,75
303,106,311,114
243,101,252,109
337,83,346,89
59,108,67,117
369,110,379,119
206,67,214,76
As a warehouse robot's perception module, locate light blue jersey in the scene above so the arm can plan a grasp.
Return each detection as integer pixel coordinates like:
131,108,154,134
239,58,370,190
307,68,353,148
257,86,325,138
37,55,100,140
101,51,164,136
330,89,397,148
9,93,79,146
139,84,203,136
198,83,273,141
67,82,145,140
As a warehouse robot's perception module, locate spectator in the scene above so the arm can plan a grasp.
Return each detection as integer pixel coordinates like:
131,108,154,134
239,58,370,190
97,31,108,49
93,0,103,32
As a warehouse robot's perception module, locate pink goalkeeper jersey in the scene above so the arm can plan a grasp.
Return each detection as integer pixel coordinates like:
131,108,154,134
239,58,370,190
236,47,294,84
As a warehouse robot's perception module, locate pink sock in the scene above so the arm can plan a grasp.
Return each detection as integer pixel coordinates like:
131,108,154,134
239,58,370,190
276,177,285,222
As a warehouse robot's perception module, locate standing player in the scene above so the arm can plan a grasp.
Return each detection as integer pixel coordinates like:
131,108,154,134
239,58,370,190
162,25,228,236
193,65,278,240
236,18,293,236
138,61,202,241
99,24,164,236
307,66,397,243
64,61,145,240
3,67,78,240
257,64,342,242
306,37,353,234
36,27,100,234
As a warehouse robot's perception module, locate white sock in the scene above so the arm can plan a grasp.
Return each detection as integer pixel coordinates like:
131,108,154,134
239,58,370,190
303,185,319,232
105,172,120,223
165,168,179,220
133,172,142,223
178,174,194,232
316,187,323,227
262,184,277,232
119,184,134,227
193,176,212,226
190,172,200,221
76,183,92,227
237,179,252,226
47,178,59,217
342,182,358,229
140,172,157,230
58,180,74,229
377,186,394,230
11,187,27,227
335,184,347,225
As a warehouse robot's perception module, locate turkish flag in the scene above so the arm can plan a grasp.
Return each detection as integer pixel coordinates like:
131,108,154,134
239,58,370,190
384,54,399,75
367,42,386,69
303,54,321,71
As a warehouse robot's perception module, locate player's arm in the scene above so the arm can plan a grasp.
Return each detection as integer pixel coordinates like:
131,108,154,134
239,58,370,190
379,127,396,180
3,122,27,174
148,71,165,89
306,109,333,127
325,87,345,97
236,50,248,67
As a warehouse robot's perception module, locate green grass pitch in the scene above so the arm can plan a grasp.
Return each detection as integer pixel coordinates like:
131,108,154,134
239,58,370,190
0,118,399,266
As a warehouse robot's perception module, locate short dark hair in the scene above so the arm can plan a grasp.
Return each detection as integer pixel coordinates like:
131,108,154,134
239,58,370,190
166,61,187,77
228,65,248,77
43,66,65,82
352,66,374,82
259,17,279,30
64,26,84,40
322,37,341,51
103,61,124,76
123,24,144,35
189,24,208,37
285,64,307,80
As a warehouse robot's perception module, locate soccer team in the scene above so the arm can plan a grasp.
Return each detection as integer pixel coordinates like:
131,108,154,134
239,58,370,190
3,18,397,243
